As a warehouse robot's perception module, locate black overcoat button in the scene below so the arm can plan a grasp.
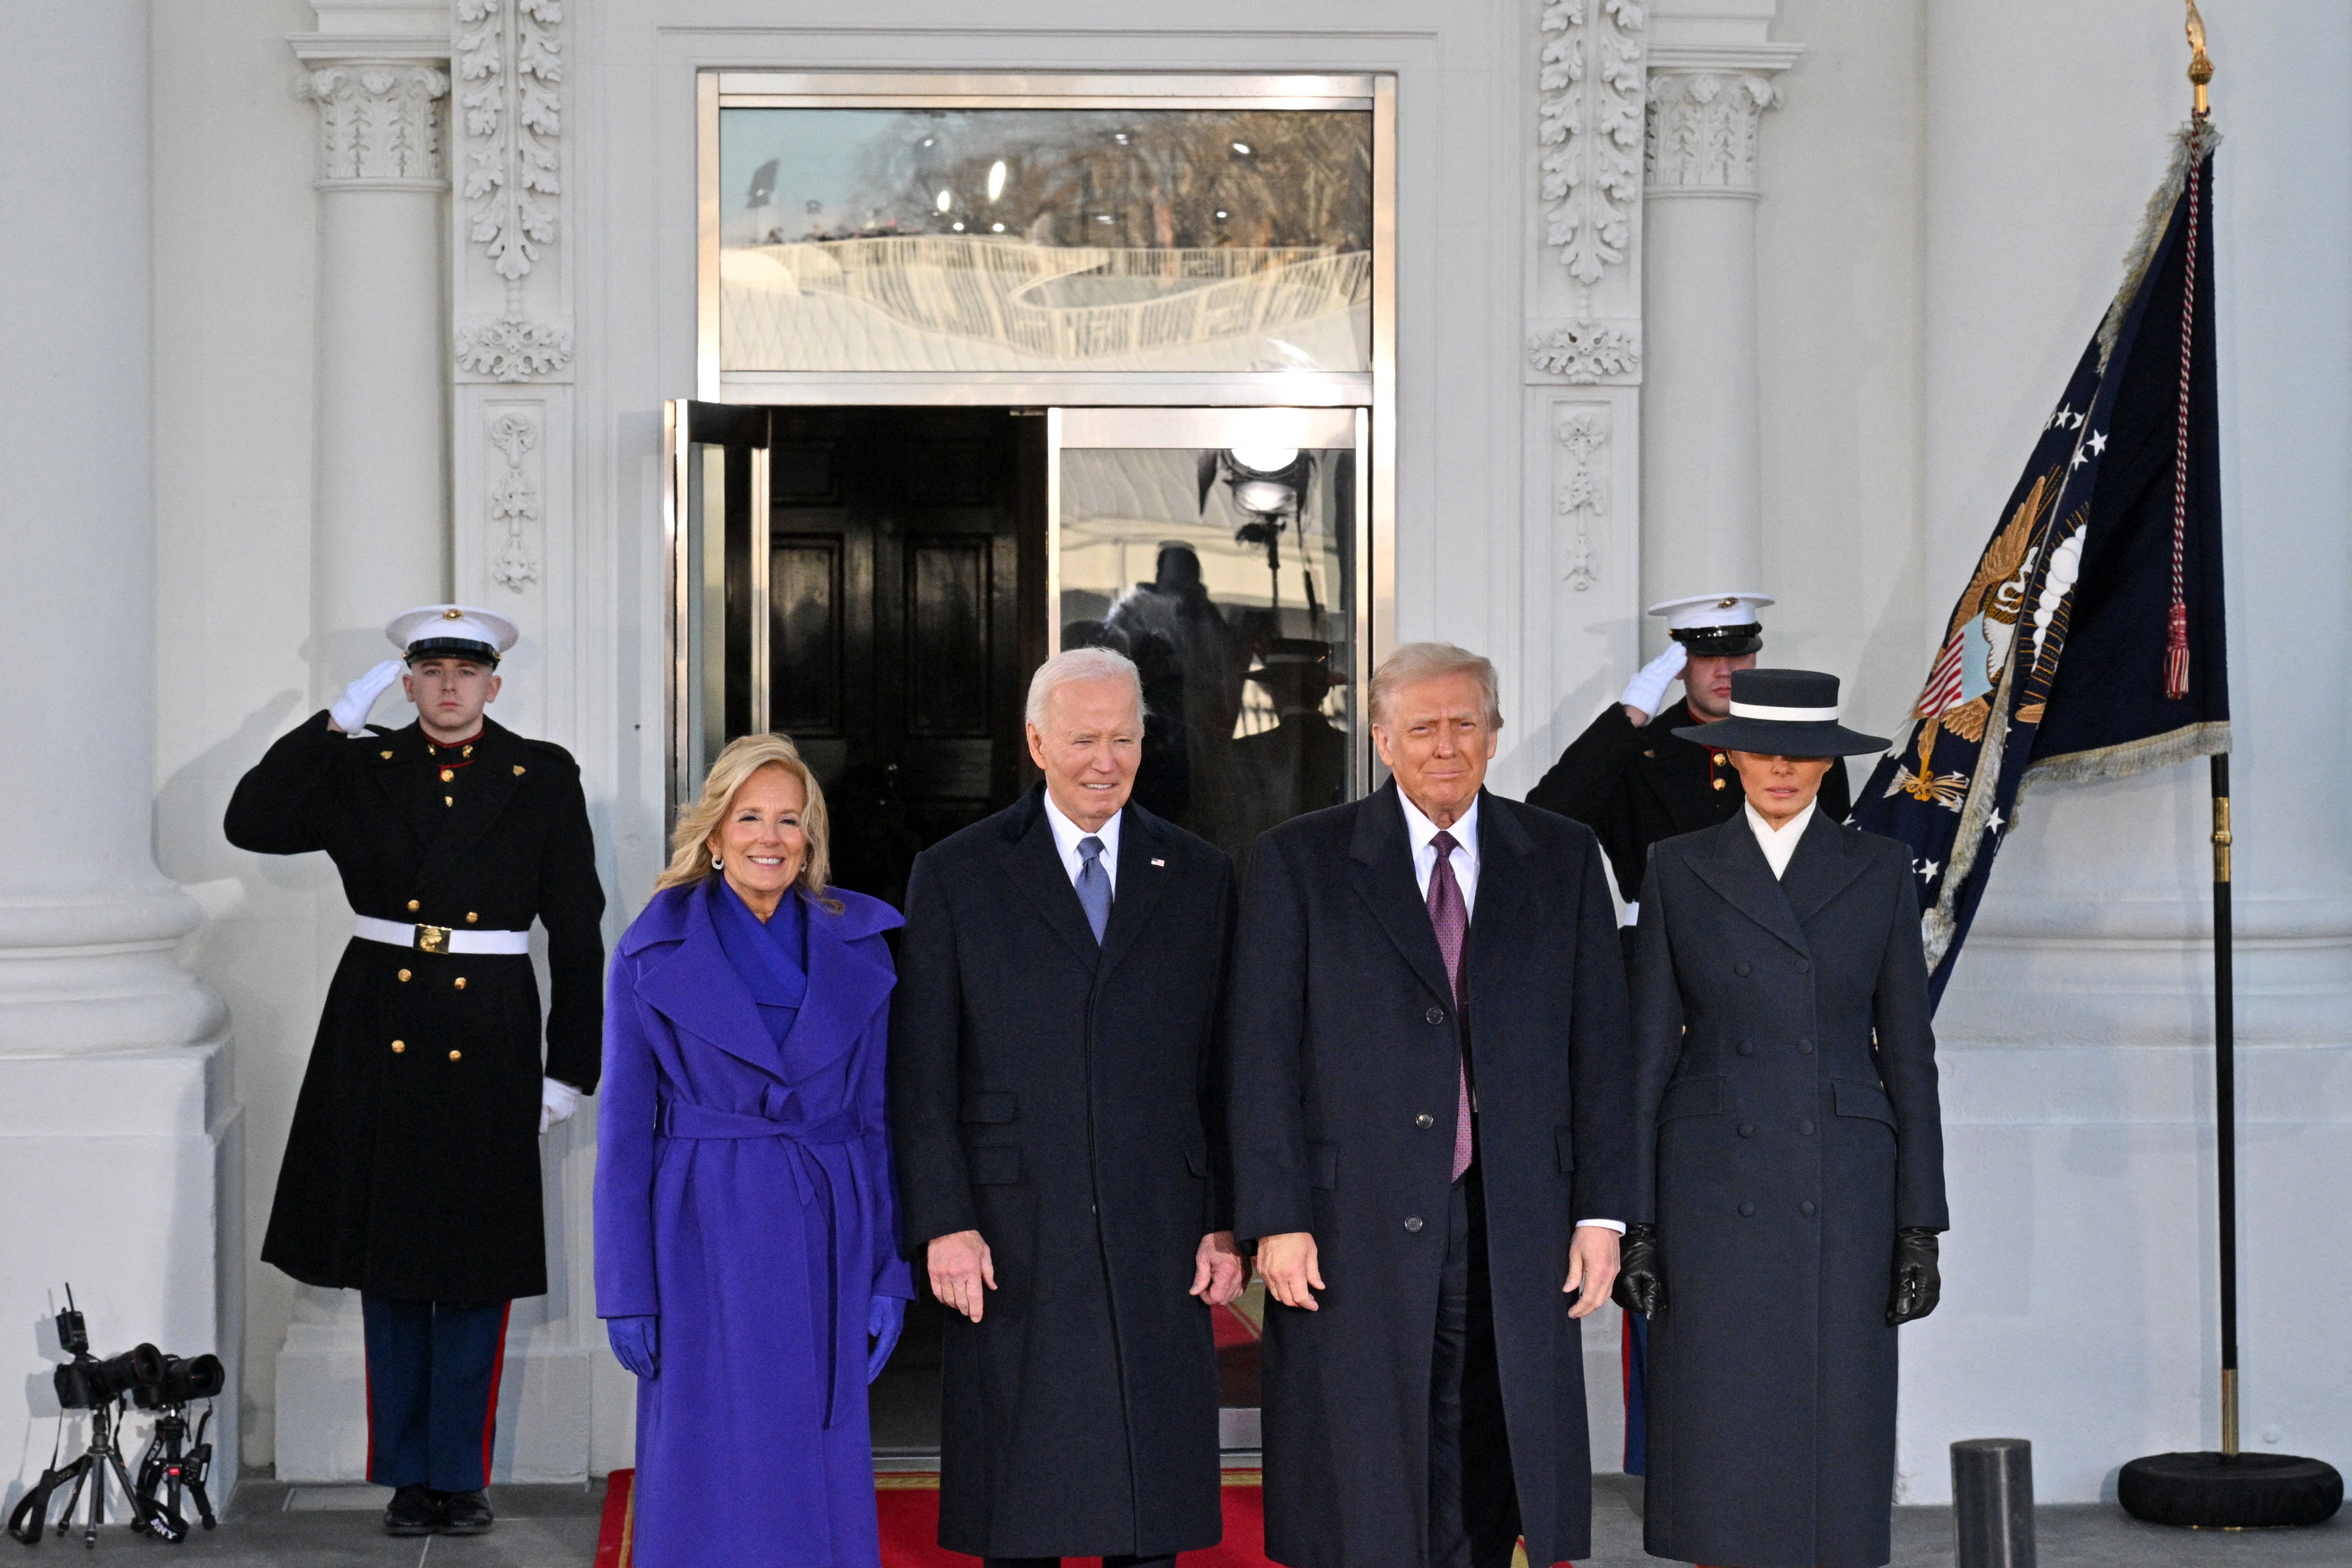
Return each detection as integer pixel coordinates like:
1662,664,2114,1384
1734,961,1752,977
1415,1114,1435,1129
1404,1216,1425,1234
1800,1200,1818,1217
1737,1201,1757,1217
1738,1123,1755,1138
1796,958,1812,973
1425,1006,1446,1025
1800,1120,1817,1135
1797,1039,1816,1055
1737,1040,1755,1057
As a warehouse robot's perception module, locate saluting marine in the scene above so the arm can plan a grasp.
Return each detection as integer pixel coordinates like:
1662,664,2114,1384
224,606,605,1541
1528,594,1855,917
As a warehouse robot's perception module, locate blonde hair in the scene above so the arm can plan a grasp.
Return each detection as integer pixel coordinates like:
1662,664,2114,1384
1369,642,1503,729
656,734,839,909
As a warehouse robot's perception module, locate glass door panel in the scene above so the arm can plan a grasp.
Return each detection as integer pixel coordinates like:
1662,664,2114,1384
1050,405,1368,870
666,400,770,819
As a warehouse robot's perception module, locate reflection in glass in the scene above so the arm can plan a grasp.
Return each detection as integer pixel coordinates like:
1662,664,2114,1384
1059,444,1356,866
719,108,1372,372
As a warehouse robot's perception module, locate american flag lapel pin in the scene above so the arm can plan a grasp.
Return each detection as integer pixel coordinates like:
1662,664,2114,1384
1150,857,1165,867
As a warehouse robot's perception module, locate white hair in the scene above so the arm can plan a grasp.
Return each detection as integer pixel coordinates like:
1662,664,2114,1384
1025,646,1145,728
1369,642,1502,729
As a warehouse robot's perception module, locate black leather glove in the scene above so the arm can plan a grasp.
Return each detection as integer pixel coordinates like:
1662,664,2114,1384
1888,1227,1942,1325
1613,1223,1664,1318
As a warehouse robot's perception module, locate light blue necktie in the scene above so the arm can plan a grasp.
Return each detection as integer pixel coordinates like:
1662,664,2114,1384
1076,835,1112,944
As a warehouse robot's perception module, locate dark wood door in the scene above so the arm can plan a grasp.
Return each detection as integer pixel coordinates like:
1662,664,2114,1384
761,407,1046,908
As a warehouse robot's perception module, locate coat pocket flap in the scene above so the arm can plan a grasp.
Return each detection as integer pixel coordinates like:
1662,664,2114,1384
1833,1079,1897,1126
1554,1126,1575,1172
1185,1140,1210,1178
967,1144,1023,1185
1307,1140,1338,1191
959,1091,1018,1124
1657,1076,1728,1121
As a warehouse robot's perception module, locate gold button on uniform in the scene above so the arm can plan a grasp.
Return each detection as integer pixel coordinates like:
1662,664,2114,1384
444,795,454,807
1713,778,1727,790
407,899,421,912
1713,752,1728,765
440,768,455,782
391,1040,405,1053
448,1049,463,1062
454,977,466,990
397,969,411,982
465,913,478,924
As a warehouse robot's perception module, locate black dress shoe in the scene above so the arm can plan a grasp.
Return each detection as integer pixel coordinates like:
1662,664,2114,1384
383,1484,440,1536
437,1490,495,1535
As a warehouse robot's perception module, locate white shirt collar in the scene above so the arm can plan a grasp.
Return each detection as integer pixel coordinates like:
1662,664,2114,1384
1041,789,1121,893
1398,788,1480,912
1744,799,1816,880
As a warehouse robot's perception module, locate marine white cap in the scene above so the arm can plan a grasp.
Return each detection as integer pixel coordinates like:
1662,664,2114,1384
1646,592,1775,631
385,604,519,665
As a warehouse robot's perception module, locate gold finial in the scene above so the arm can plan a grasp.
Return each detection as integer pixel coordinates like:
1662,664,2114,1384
2185,0,2213,117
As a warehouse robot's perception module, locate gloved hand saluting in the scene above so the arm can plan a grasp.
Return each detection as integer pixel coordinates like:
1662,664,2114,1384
1612,1223,1665,1318
1619,642,1689,724
539,1078,580,1135
867,1296,907,1382
1888,1228,1942,1324
606,1315,657,1379
329,659,406,734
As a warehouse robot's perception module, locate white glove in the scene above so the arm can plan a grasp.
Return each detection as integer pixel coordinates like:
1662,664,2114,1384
1619,642,1689,722
329,659,406,734
540,1077,582,1135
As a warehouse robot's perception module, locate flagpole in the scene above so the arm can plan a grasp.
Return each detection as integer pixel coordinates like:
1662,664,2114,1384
2209,751,2236,1459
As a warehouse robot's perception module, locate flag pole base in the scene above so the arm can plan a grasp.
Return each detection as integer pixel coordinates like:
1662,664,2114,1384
2117,1452,2343,1528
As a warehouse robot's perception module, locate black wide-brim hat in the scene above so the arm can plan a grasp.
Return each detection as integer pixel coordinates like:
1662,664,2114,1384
1674,668,1890,758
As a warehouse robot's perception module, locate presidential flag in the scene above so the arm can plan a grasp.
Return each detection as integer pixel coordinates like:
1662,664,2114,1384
1853,121,2230,1008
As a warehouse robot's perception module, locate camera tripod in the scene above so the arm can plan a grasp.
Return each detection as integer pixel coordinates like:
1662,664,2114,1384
132,1404,216,1541
4,1397,174,1547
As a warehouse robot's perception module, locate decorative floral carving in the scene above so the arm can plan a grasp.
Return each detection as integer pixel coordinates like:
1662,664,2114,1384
1554,406,1608,591
1528,321,1640,381
1538,1,1647,292
1645,72,1779,191
456,0,569,378
487,411,542,592
300,64,448,184
457,317,574,381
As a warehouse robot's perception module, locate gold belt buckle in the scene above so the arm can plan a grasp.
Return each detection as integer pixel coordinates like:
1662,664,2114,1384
414,924,453,955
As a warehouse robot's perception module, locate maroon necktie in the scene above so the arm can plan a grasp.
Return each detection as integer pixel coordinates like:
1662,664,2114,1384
1427,829,1473,1181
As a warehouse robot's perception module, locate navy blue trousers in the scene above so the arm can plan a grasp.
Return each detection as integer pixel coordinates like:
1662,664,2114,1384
361,1294,511,1492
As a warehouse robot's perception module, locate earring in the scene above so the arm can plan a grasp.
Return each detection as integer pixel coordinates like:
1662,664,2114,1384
710,853,723,871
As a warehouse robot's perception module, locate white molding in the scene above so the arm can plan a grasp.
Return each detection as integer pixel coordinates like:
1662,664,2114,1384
453,0,573,383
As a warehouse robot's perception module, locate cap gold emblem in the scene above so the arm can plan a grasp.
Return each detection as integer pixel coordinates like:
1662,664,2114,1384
513,765,526,776
380,750,394,760
442,607,464,620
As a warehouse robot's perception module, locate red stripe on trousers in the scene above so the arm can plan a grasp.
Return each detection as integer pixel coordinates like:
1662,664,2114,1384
480,1302,513,1484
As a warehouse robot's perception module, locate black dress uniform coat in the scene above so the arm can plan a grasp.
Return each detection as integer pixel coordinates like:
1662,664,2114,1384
1529,698,1854,902
225,711,605,1304
1228,783,1634,1568
888,786,1235,1560
1631,811,1947,1568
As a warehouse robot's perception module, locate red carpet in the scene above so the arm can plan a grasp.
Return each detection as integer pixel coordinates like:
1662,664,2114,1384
597,1468,1276,1568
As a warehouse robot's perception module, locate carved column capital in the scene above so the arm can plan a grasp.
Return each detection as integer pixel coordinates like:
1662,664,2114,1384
297,61,451,187
1643,45,1800,196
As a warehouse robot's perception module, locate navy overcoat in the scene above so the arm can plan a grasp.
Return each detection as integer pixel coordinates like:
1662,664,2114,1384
1228,782,1634,1568
595,878,915,1568
888,787,1236,1560
1631,810,1947,1568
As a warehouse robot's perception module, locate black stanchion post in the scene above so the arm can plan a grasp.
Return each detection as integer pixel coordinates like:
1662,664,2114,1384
1952,1439,2035,1568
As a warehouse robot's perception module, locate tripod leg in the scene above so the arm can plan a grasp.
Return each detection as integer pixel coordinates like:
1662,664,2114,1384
187,1471,217,1531
108,1443,175,1544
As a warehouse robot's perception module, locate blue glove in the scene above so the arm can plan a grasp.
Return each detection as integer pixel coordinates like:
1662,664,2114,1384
606,1315,658,1379
866,1296,907,1383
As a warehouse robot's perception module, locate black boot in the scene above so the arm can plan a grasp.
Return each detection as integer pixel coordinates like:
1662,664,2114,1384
437,1489,495,1535
383,1484,440,1536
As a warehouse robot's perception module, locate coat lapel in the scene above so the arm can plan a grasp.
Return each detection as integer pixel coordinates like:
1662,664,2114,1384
1465,791,1537,998
367,723,444,849
635,880,792,1080
1348,782,1456,1008
1682,813,1813,959
1096,804,1176,980
1780,808,1872,926
997,788,1103,968
413,719,526,889
775,894,899,1082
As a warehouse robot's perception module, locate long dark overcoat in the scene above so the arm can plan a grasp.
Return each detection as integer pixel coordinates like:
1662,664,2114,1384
224,711,605,1303
1528,699,1853,903
1631,811,1947,1568
888,786,1235,1559
595,879,915,1568
1227,783,1634,1568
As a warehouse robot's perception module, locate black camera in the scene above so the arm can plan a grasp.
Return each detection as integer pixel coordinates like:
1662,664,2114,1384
131,1354,225,1412
53,1340,165,1411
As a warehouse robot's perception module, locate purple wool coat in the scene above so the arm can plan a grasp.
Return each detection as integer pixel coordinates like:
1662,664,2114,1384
595,878,914,1568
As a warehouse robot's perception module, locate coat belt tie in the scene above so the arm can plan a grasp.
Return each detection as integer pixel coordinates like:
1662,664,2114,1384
655,1098,868,1427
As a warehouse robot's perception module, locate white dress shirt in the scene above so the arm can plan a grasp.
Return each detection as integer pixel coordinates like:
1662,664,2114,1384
1744,799,1816,880
1397,790,1623,1235
1042,790,1121,895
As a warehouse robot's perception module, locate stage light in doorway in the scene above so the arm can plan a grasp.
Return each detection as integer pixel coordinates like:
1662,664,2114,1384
936,189,952,212
987,160,1008,202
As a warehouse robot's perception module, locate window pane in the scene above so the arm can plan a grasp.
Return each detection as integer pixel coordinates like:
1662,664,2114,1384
720,108,1372,372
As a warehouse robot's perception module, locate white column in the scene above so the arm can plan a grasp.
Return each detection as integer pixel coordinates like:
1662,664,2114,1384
293,25,453,695
0,0,238,1505
1638,11,1800,649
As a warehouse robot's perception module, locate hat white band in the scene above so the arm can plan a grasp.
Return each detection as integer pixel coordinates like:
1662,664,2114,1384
1728,700,1839,723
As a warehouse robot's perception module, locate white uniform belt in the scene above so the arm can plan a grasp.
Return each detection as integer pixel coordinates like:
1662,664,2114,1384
354,915,531,955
